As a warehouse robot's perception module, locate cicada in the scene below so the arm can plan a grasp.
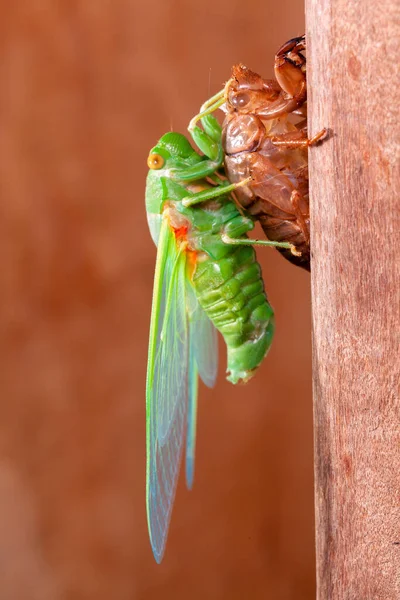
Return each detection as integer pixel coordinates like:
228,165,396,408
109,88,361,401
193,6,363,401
188,36,326,271
145,128,295,562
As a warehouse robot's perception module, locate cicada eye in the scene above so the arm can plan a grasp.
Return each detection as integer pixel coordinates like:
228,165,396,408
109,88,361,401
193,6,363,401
230,92,250,109
147,153,165,170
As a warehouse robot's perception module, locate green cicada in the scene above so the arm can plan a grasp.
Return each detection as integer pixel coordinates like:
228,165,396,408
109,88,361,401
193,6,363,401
145,115,294,563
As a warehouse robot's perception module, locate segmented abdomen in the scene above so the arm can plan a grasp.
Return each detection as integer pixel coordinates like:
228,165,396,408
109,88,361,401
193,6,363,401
192,245,274,383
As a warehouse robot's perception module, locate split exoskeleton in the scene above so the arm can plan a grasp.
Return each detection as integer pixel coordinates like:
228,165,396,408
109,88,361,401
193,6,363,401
188,35,327,271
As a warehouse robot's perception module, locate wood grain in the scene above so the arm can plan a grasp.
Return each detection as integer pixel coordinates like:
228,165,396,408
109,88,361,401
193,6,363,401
306,0,400,598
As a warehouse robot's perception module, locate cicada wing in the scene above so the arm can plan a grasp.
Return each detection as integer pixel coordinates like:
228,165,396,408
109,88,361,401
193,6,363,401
185,329,199,490
186,283,218,388
151,229,188,447
146,216,190,563
185,283,218,489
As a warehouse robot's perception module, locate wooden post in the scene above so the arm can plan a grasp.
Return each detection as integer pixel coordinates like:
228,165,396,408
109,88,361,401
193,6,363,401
306,0,399,598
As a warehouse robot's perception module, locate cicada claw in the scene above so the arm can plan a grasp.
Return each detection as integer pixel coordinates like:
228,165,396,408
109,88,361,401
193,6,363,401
290,245,302,257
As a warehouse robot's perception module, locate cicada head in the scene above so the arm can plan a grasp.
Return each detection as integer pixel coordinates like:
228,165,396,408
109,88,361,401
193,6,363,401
147,132,200,173
146,132,204,241
226,64,281,114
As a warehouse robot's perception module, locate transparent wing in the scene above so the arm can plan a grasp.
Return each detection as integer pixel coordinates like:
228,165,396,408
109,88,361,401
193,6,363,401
146,216,189,563
185,328,199,490
186,283,218,388
185,283,218,489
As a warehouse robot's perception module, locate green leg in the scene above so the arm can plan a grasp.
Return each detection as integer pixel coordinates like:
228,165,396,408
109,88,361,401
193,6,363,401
188,89,225,134
189,113,223,158
182,177,252,207
201,114,222,143
169,129,224,181
173,117,224,180
186,90,225,167
221,233,301,255
187,124,221,164
173,154,224,182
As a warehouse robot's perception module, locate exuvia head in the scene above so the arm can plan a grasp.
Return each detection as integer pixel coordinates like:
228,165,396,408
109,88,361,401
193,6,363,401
147,132,200,171
226,64,281,113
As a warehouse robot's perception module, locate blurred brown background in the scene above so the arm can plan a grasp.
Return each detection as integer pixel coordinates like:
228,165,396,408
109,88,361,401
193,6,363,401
0,2,313,599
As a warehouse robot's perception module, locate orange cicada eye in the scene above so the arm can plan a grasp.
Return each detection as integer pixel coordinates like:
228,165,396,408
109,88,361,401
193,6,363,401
147,153,165,170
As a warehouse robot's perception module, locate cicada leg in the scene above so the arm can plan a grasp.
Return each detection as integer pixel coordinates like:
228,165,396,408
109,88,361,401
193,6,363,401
221,233,299,255
274,35,307,101
166,103,226,183
170,148,224,182
254,35,307,119
179,91,227,180
289,190,310,244
181,177,252,207
189,89,225,123
271,128,328,149
173,117,224,183
187,113,223,163
182,180,299,255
